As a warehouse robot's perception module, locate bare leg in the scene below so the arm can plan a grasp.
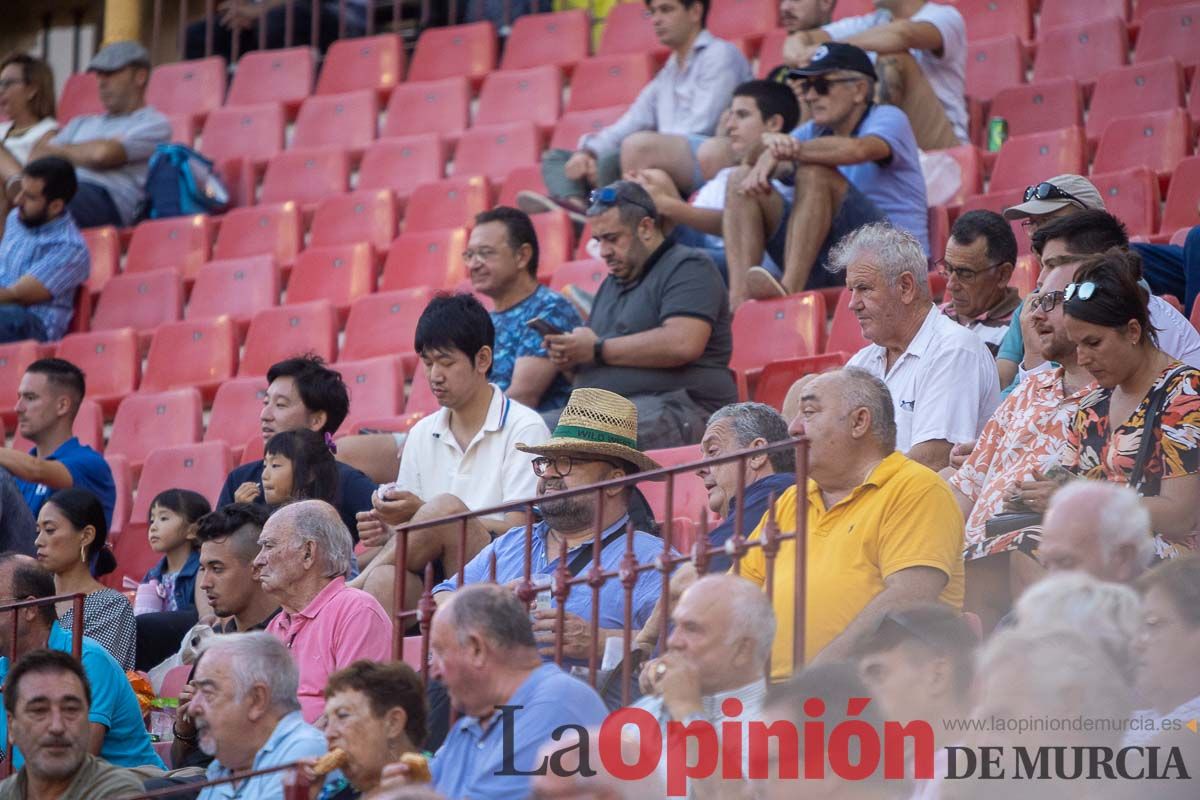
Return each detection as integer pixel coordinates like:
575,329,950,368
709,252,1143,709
619,132,702,196
335,433,403,485
1008,549,1045,602
722,165,786,308
964,554,1012,636
875,52,960,151
402,494,493,576
359,564,424,620
695,136,736,182
777,163,848,294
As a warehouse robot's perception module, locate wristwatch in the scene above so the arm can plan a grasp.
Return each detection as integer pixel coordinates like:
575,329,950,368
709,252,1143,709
593,338,607,365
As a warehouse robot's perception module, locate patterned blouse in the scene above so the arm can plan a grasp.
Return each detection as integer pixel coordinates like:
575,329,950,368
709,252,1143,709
1062,361,1200,560
59,588,137,670
951,367,1094,558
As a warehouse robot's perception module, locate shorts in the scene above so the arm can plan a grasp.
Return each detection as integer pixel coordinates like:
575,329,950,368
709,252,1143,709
686,134,709,189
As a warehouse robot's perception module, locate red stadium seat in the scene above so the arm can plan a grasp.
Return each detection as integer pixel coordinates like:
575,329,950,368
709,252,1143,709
955,0,1034,43
1134,4,1200,68
598,3,668,59
125,215,213,283
357,135,447,209
730,293,826,394
166,113,196,146
641,446,714,524
1032,17,1128,87
107,388,204,477
309,189,398,253
965,35,1025,102
709,0,778,46
315,34,405,100
935,145,983,207
1091,167,1161,237
826,289,870,355
146,57,226,126
498,165,549,207
341,288,434,369
1134,0,1199,22
929,205,949,263
453,122,543,185
960,189,1029,254
212,203,303,268
757,29,788,78
199,103,285,165
500,9,589,72
530,211,574,278
832,0,874,19
1159,155,1200,236
549,259,607,296
566,54,654,113
91,269,183,334
1087,59,1185,142
1091,109,1190,183
753,353,850,410
331,356,406,421
105,454,131,539
57,73,102,123
141,317,238,400
0,340,46,428
239,301,339,376
286,243,375,317
80,226,119,297
475,66,563,132
1039,0,1129,34
988,127,1086,194
55,329,140,416
187,255,281,329
403,177,491,233
408,21,497,86
381,77,470,142
205,377,268,456
987,78,1083,143
1190,72,1200,129
1009,254,1039,296
551,106,627,151
259,147,350,208
225,47,314,112
379,229,468,293
292,90,378,154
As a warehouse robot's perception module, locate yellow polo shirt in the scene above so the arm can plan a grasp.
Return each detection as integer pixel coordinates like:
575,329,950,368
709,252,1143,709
739,452,965,679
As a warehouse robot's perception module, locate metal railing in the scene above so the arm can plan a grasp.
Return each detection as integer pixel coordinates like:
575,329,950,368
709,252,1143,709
128,760,312,799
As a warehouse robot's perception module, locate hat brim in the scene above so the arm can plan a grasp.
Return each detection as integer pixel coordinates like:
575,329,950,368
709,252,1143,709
517,438,664,479
1002,197,1070,220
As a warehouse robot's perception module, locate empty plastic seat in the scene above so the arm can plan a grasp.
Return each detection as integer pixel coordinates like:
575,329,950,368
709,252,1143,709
988,127,1086,194
341,288,434,368
500,9,589,72
960,189,1029,253
549,259,607,296
225,47,314,112
987,78,1082,142
331,356,406,421
730,293,826,380
57,73,102,123
142,317,238,399
80,226,119,296
107,388,204,476
292,90,378,153
476,66,563,131
551,106,627,151
403,177,491,233
315,33,404,100
204,377,268,453
598,3,668,59
166,113,196,146
1087,59,1185,141
309,189,398,252
1135,0,1199,21
1159,155,1200,235
146,57,226,125
124,441,233,553
124,215,213,282
54,329,140,415
186,255,281,327
379,229,468,293
212,203,303,268
530,211,574,278
566,53,654,113
826,289,871,355
91,269,184,334
0,340,47,428
453,122,543,185
357,135,447,205
105,454,131,538
753,353,849,410
381,77,470,141
709,0,778,45
640,446,713,524
239,301,338,376
498,164,549,207
1134,4,1200,68
259,147,350,208
286,243,375,315
1032,17,1128,86
1091,167,1161,237
1091,109,1190,182
408,21,497,85
199,103,285,165
934,145,983,207
965,35,1025,101
956,0,1034,42
1040,0,1129,34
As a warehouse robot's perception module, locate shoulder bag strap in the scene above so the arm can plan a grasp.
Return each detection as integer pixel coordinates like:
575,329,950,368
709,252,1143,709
1129,366,1190,492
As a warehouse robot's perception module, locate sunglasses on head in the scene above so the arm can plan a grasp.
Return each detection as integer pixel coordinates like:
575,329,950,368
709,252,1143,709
1064,281,1097,302
795,75,863,96
1023,181,1087,208
589,186,657,218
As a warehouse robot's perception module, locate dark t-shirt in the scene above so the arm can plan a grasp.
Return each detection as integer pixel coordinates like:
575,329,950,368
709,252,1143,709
217,460,376,540
575,241,738,409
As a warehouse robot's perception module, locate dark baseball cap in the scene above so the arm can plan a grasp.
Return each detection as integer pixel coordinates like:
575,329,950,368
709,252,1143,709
788,42,877,82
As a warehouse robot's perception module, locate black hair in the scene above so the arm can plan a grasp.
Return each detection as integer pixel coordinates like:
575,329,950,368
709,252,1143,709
195,502,271,563
645,0,709,26
4,649,91,715
473,206,540,278
23,156,78,205
0,553,58,626
585,179,659,229
148,488,212,527
733,79,801,133
950,209,1018,268
25,358,85,410
413,293,495,372
44,488,115,578
1031,208,1129,258
851,604,977,700
263,429,339,505
325,660,429,748
1064,250,1157,347
265,354,350,436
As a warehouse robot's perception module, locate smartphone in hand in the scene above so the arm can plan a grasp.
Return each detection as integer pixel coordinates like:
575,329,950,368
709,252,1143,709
527,316,564,337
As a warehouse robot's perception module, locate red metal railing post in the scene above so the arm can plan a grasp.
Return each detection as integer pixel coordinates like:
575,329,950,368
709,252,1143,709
619,520,637,707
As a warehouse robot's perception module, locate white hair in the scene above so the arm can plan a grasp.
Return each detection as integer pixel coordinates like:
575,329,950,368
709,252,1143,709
1048,481,1155,568
692,575,776,666
826,221,930,295
200,631,301,714
271,499,353,578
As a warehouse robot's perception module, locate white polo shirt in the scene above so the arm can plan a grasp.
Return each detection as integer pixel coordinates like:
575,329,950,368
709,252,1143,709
847,305,1000,452
395,385,549,519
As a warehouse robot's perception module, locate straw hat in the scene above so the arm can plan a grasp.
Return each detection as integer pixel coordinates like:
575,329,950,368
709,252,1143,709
517,388,662,475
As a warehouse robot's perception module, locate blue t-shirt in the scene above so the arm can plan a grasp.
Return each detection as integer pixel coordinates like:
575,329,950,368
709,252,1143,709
489,285,583,412
0,624,165,769
15,437,116,528
791,103,930,255
431,663,608,800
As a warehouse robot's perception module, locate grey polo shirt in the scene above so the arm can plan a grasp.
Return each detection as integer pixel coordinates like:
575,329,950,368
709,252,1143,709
575,241,737,410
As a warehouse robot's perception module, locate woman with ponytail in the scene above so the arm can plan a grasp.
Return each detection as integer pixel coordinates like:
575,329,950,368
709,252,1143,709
34,487,136,669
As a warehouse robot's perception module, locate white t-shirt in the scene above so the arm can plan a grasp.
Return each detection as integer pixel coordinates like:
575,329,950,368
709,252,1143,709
847,305,1001,452
823,2,968,144
394,384,549,520
691,167,794,250
0,117,58,166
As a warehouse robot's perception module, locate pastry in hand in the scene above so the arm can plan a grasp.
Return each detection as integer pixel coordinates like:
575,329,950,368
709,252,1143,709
400,752,431,783
312,748,349,776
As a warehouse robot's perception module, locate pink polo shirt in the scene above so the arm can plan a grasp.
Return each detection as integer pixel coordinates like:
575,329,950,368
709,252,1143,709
266,576,394,722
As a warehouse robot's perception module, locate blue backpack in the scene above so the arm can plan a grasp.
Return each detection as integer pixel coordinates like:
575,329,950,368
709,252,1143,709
143,143,230,219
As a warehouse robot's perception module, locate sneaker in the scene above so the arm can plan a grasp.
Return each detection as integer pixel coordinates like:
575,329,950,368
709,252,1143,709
516,190,588,229
746,266,788,300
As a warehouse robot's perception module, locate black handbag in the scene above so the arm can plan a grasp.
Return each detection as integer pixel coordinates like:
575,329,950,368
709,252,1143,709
984,510,1043,539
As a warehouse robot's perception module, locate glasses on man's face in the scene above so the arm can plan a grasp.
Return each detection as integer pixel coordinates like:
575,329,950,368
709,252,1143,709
461,247,500,264
935,259,1003,283
1064,281,1097,302
1023,181,1087,208
797,76,862,96
589,186,657,219
531,455,621,478
1030,290,1066,313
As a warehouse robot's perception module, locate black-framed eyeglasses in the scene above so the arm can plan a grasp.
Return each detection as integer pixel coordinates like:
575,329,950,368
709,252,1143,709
935,259,1004,283
1023,181,1087,208
589,186,657,219
1030,290,1066,313
1064,281,1097,302
796,75,863,96
462,247,501,263
531,455,623,478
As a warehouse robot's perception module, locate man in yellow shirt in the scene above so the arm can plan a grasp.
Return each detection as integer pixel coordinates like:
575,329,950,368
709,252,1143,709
741,367,964,679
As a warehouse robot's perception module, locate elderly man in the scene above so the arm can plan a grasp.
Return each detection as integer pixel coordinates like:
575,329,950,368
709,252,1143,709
938,210,1020,356
544,181,738,448
0,650,143,799
741,367,964,678
255,500,392,723
838,223,998,470
1039,482,1156,584
190,632,328,800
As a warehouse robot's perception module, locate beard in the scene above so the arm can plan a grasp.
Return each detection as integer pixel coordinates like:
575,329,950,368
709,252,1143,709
538,481,596,533
18,206,49,227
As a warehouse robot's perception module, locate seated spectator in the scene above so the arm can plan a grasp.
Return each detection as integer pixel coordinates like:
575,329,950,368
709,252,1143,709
525,0,751,221
433,389,668,667
257,500,392,723
544,181,737,448
32,42,169,229
190,632,328,800
784,0,967,149
0,157,89,342
779,0,836,38
1039,481,1155,584
0,650,143,799
218,354,377,536
260,428,339,507
35,488,136,670
351,294,548,612
724,45,927,304
632,79,801,279
742,367,964,678
838,223,999,470
466,207,581,412
0,554,164,769
195,503,280,634
184,0,370,61
938,210,1020,355
0,54,57,234
1060,252,1200,560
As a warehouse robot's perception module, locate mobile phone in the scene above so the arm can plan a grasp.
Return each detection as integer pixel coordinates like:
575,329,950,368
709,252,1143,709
526,316,564,337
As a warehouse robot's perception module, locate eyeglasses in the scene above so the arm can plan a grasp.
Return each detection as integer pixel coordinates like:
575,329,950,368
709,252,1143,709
935,259,1003,283
1023,181,1088,208
461,247,501,263
1030,290,1066,313
531,455,623,478
796,76,863,96
589,186,657,219
1064,281,1097,302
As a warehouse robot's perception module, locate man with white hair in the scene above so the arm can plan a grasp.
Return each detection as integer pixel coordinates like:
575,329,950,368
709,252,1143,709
254,500,393,723
1038,481,1156,585
839,222,999,470
189,632,328,800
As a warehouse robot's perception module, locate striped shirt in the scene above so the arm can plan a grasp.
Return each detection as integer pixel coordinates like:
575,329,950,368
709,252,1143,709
0,208,89,340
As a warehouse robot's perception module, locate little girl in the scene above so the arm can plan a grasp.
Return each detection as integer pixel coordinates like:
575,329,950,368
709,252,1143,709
141,489,211,613
261,429,340,507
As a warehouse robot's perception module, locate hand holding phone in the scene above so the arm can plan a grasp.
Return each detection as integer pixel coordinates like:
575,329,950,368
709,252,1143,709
527,316,563,337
